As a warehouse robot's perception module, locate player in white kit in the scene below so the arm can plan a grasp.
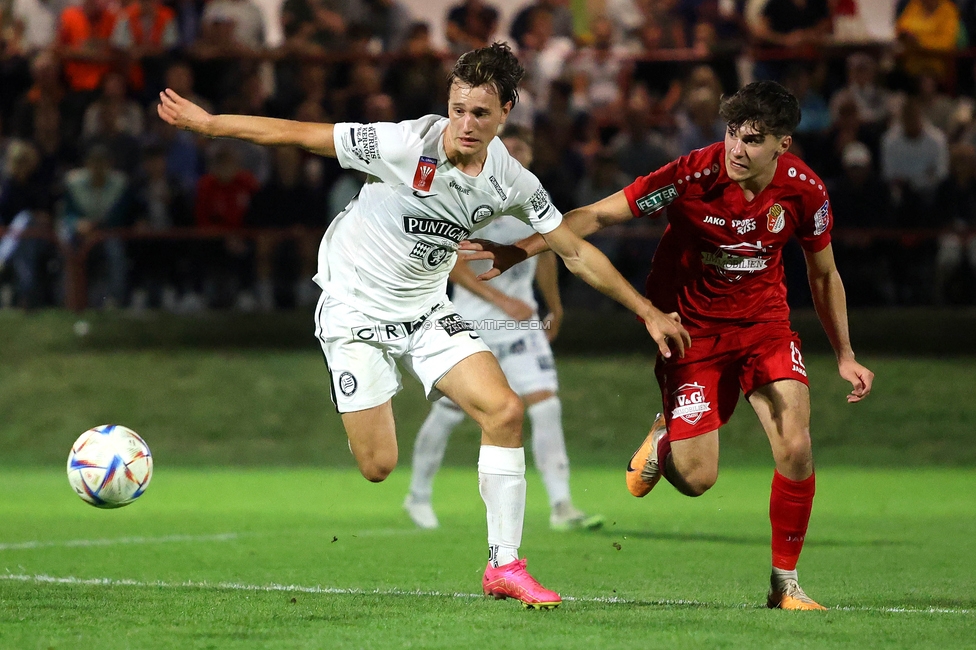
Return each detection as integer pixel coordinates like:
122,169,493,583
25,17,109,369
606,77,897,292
405,126,604,532
158,43,690,609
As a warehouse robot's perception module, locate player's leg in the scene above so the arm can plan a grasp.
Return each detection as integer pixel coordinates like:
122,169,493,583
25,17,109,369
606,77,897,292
741,325,825,611
500,330,601,530
628,338,735,498
435,351,561,609
342,401,398,482
404,398,466,529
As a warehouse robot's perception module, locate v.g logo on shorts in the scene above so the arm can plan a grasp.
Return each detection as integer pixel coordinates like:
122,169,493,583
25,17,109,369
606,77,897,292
671,382,711,425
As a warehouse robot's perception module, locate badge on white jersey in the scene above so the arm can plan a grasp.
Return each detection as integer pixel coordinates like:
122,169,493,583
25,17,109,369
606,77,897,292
412,156,437,191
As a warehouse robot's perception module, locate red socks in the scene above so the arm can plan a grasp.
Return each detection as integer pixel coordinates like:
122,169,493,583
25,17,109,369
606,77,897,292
769,470,816,571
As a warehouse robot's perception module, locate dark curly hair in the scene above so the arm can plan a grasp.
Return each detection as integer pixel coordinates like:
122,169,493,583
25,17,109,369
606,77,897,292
719,81,801,137
448,42,524,107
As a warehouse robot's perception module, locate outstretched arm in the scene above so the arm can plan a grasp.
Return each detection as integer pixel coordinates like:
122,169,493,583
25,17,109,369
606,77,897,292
449,256,534,321
157,89,337,157
805,244,874,402
542,221,690,358
461,190,636,279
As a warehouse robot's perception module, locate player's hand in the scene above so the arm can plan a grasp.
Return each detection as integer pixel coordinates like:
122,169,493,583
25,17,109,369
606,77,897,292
542,309,563,342
838,357,874,403
157,88,213,134
458,239,527,280
500,297,534,321
642,306,691,359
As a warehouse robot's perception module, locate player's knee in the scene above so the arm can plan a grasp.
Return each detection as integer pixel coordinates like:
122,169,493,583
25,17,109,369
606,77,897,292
776,432,813,471
494,392,524,431
684,470,717,497
357,450,398,483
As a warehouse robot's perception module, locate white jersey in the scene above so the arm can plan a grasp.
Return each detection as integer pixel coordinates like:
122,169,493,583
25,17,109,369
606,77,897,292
314,115,563,321
453,216,540,343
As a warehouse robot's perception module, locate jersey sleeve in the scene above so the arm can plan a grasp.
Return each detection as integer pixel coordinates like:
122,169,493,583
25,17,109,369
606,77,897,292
506,170,563,234
623,158,683,218
332,121,423,186
795,188,833,252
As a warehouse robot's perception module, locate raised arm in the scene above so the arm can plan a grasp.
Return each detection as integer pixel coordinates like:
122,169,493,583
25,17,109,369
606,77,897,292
449,255,534,321
804,243,874,402
157,89,337,157
534,251,563,341
461,190,636,279
541,221,690,358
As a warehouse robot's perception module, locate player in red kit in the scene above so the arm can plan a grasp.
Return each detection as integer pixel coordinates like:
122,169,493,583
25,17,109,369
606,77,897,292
460,81,875,610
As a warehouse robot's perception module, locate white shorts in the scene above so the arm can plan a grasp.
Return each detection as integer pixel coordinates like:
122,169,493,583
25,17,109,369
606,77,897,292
485,328,559,396
315,292,490,413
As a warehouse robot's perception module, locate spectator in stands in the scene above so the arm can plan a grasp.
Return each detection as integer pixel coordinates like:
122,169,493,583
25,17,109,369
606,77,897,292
782,64,831,137
604,0,643,49
933,142,976,303
896,0,961,80
827,141,897,305
82,71,144,140
56,0,118,97
383,22,448,120
246,145,328,309
675,85,725,154
8,0,58,55
9,51,74,143
916,71,957,136
511,0,574,48
881,94,949,221
357,0,413,53
830,53,894,131
200,0,266,49
61,144,130,307
193,142,259,308
111,0,179,96
129,143,193,309
608,88,672,180
0,140,52,307
570,15,629,124
517,6,574,109
638,0,689,50
163,60,213,113
445,0,499,55
31,102,78,193
172,0,205,49
280,0,348,54
751,0,831,48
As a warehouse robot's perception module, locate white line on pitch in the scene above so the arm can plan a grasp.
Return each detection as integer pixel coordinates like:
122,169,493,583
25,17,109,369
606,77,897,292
0,533,238,551
0,573,971,615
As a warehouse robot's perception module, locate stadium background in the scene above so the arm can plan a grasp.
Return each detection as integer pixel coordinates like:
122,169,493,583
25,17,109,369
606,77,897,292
1,0,974,647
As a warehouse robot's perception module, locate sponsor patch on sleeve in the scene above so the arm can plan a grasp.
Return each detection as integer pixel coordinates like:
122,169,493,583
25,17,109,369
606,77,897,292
635,184,678,214
348,126,380,164
528,187,553,222
412,156,437,191
813,200,830,236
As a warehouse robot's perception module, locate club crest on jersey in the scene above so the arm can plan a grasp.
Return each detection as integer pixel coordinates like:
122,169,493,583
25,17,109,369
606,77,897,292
635,184,678,214
409,241,452,270
701,241,768,282
813,200,830,236
671,382,710,425
472,205,494,223
412,156,437,191
766,203,786,233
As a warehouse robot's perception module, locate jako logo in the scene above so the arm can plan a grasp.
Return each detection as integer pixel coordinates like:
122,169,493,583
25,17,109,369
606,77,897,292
704,216,725,226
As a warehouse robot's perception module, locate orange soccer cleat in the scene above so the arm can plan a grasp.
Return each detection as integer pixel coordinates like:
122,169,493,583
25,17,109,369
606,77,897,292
483,559,561,610
767,576,828,611
626,413,668,497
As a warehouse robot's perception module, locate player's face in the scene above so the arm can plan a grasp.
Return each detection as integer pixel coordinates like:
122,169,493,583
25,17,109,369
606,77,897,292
724,123,791,185
446,81,511,159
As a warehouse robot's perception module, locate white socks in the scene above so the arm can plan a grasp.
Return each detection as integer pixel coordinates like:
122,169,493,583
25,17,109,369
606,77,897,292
479,445,526,568
527,396,572,508
407,400,465,503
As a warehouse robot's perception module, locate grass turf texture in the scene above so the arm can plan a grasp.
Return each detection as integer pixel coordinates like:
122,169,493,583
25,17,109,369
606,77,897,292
1,468,974,649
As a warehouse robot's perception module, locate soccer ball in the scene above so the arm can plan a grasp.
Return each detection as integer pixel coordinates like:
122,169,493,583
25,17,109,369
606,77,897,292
67,425,153,508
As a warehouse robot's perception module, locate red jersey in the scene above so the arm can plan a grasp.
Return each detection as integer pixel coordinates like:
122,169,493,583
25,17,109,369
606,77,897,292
623,142,832,334
194,171,259,229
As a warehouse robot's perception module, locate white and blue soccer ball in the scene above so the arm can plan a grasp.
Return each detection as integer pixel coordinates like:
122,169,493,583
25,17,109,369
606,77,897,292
67,425,153,508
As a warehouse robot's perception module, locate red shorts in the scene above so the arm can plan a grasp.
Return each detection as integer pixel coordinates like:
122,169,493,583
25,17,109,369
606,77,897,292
655,321,809,441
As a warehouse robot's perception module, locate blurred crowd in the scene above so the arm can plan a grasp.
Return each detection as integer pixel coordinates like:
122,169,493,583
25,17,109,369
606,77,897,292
1,0,976,311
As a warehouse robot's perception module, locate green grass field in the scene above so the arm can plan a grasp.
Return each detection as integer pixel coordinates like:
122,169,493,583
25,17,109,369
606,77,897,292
1,312,975,648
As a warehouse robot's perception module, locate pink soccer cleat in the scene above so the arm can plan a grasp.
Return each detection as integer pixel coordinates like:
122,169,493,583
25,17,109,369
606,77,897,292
482,559,562,609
